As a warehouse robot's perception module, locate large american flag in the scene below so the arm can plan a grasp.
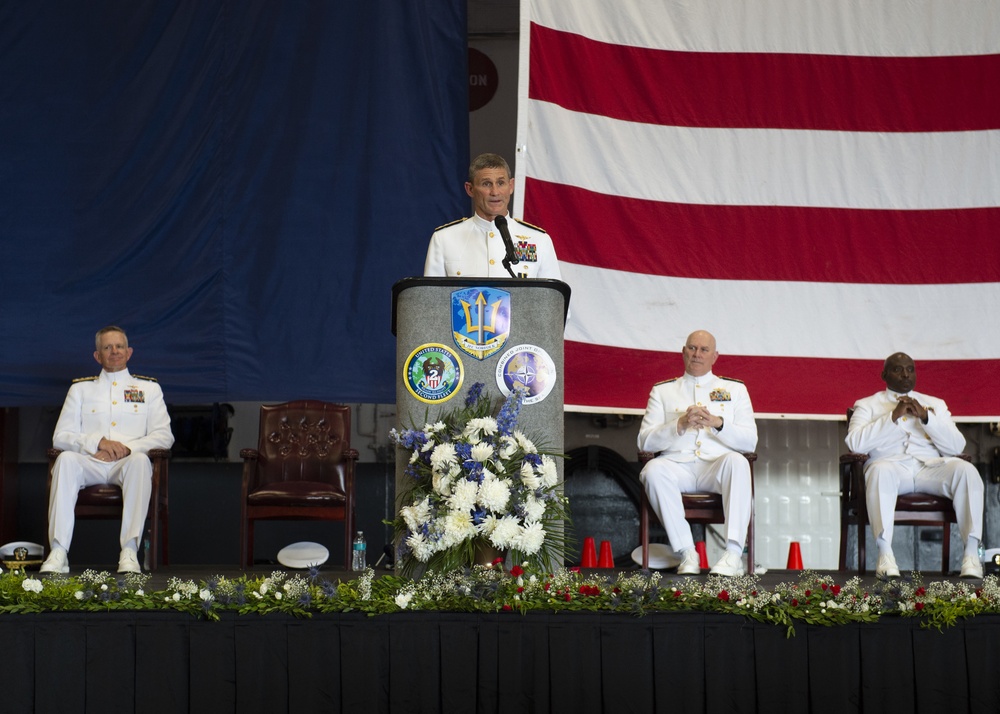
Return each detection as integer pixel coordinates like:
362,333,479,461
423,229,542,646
515,0,1000,419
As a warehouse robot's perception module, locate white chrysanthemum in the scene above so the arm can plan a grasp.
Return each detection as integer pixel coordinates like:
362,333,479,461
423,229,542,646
477,513,499,536
407,532,435,561
424,421,446,435
463,417,498,444
471,442,493,463
430,442,458,473
409,450,419,464
520,462,541,489
400,497,431,531
514,430,536,454
523,494,546,522
440,510,475,547
447,478,479,513
514,521,546,555
497,435,518,459
478,476,511,512
489,515,522,549
538,456,558,487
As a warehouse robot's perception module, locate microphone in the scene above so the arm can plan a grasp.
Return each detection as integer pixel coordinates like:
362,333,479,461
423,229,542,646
494,215,519,265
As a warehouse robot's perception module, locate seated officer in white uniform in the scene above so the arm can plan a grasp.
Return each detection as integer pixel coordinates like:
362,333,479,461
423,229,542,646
637,330,758,577
423,153,562,280
40,326,174,575
846,352,983,579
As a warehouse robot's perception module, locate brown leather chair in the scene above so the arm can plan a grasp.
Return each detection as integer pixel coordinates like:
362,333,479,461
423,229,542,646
240,401,358,569
637,451,757,570
46,447,172,569
839,408,963,575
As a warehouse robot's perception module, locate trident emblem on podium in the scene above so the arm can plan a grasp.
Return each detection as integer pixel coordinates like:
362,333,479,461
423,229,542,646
451,287,511,361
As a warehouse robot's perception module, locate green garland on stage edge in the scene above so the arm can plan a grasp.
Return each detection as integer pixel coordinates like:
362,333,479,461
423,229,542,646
1,564,998,636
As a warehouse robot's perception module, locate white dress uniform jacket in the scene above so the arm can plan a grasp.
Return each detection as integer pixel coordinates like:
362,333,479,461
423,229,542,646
637,373,758,460
423,213,562,280
53,368,174,456
845,389,965,465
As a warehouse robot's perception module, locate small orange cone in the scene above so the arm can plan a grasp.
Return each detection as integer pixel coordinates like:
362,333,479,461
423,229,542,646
786,541,803,570
695,540,709,569
581,537,597,568
598,540,614,568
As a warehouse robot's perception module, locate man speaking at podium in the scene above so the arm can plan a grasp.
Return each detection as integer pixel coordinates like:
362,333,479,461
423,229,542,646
424,153,562,279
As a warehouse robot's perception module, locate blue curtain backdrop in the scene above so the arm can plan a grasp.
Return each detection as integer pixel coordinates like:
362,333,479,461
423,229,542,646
0,1,469,405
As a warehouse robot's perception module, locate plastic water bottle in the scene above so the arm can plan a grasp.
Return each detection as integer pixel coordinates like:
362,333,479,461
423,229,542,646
351,531,367,571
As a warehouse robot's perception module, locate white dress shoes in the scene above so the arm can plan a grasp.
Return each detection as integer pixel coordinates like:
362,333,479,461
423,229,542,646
875,552,900,579
40,547,70,574
676,548,701,575
118,547,141,574
960,554,983,579
709,551,745,577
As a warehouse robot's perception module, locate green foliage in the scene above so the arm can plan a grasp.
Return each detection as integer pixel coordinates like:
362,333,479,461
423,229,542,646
2,566,997,635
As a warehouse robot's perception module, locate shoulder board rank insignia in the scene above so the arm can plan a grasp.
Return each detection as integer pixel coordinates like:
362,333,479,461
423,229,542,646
132,374,159,383
512,217,547,233
654,377,679,386
718,375,744,384
71,376,99,383
434,217,468,231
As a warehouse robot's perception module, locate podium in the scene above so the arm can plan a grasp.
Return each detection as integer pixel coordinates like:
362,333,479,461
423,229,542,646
391,277,571,511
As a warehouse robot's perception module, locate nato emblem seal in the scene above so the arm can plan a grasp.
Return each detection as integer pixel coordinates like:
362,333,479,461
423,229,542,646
404,343,464,404
452,287,511,361
495,344,557,405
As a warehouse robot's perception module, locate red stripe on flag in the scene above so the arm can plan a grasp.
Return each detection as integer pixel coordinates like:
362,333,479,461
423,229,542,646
525,179,1000,284
529,24,1000,132
565,340,1000,417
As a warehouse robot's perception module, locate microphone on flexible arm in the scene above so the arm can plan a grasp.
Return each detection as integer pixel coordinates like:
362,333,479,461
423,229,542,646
494,215,519,278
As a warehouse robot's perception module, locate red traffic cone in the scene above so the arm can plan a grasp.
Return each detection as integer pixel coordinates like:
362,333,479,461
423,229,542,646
786,541,803,570
581,537,597,568
695,540,709,569
598,540,614,568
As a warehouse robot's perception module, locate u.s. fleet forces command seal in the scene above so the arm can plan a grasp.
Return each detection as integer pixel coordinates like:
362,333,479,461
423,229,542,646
451,286,511,361
404,343,464,404
495,344,556,405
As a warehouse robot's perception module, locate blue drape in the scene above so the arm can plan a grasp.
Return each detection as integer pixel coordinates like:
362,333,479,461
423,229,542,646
0,1,469,405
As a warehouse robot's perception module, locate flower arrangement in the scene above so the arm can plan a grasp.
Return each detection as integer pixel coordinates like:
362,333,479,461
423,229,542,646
390,382,571,576
1,565,998,635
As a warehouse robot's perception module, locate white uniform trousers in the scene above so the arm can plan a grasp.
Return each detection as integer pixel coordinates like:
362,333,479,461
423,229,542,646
48,451,153,552
864,455,983,549
639,451,752,553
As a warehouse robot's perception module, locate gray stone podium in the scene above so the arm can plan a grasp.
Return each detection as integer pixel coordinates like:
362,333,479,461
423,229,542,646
391,277,571,511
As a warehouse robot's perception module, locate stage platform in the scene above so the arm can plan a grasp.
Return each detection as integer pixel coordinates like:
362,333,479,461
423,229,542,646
4,566,999,714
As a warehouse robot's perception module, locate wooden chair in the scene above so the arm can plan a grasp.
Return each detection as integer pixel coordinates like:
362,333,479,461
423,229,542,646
839,409,963,574
46,447,172,569
240,401,358,568
637,451,757,570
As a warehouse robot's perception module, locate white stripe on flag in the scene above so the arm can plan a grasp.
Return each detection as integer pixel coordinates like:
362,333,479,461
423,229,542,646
560,262,1000,361
526,0,1000,57
522,101,1000,211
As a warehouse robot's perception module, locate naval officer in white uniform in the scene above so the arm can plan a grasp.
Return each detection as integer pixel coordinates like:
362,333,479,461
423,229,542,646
40,326,174,574
423,153,562,280
637,330,758,576
846,352,983,579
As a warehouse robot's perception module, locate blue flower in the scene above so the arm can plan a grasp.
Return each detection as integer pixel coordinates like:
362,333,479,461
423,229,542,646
496,388,524,436
523,453,542,467
465,382,485,407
